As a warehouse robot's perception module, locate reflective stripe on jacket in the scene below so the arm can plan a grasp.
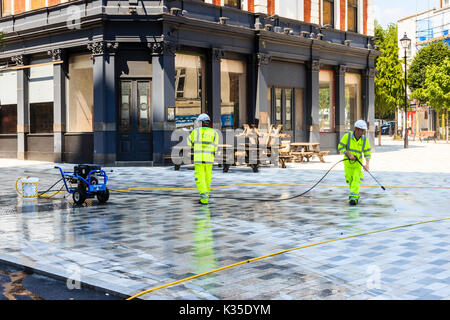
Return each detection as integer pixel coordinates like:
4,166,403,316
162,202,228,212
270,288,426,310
338,131,371,161
187,127,219,164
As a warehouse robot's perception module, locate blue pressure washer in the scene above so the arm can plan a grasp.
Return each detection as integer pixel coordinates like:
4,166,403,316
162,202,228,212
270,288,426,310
55,164,110,205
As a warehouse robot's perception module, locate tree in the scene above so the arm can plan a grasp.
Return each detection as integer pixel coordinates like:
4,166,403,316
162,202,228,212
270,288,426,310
413,57,450,142
408,42,450,98
374,22,405,142
0,32,4,51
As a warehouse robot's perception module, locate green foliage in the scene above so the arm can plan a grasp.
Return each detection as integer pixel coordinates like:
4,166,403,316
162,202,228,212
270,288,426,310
408,42,450,96
0,32,5,52
374,21,405,119
413,57,450,113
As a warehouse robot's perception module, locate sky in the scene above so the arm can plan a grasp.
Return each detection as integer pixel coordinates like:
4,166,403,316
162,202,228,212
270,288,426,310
374,0,441,27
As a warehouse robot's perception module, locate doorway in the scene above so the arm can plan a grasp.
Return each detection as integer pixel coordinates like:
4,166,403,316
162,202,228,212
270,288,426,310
117,80,152,161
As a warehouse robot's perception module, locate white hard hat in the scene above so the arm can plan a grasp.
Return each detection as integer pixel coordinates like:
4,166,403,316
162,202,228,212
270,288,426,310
196,113,210,123
354,120,368,130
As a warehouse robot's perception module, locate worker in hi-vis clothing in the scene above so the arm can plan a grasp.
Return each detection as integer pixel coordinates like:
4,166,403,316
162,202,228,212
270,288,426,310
187,114,219,205
338,120,372,205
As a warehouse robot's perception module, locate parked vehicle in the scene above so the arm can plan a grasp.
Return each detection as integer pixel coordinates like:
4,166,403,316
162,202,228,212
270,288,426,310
374,119,383,136
381,121,396,135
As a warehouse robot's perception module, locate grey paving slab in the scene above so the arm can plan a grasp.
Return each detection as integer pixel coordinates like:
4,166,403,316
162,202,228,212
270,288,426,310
1,140,450,299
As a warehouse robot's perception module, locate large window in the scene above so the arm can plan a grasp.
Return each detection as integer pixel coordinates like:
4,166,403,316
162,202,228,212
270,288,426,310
1,0,12,16
224,0,240,8
30,102,53,133
270,87,294,132
67,54,94,132
29,59,54,133
323,0,334,27
221,59,246,129
319,70,335,132
0,105,17,134
0,70,17,134
347,0,358,32
175,54,205,128
345,72,362,131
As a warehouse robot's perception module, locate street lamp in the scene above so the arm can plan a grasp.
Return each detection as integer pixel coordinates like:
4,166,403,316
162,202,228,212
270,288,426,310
400,32,411,148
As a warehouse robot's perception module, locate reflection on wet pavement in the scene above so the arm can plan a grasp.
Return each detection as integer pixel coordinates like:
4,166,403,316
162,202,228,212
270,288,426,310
1,164,450,299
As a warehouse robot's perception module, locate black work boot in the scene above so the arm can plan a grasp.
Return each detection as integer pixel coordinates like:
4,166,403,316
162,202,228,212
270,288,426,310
349,198,358,206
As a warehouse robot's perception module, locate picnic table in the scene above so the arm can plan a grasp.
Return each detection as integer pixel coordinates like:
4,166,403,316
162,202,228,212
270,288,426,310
290,142,329,163
418,130,436,143
169,144,265,173
218,143,263,173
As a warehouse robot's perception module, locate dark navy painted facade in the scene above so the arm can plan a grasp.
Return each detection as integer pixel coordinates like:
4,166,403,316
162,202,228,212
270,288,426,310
0,0,379,165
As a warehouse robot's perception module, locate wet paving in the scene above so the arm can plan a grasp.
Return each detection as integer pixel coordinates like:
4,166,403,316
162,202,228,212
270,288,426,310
1,157,450,300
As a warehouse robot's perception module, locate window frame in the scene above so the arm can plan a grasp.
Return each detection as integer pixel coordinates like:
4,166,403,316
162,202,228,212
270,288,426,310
223,0,241,9
347,0,358,33
269,86,295,133
323,0,335,28
318,69,335,133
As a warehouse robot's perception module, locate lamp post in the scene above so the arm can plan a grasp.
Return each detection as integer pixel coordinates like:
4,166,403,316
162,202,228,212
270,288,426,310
400,32,411,148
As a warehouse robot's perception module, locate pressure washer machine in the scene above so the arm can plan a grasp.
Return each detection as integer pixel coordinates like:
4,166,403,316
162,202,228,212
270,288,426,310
55,164,110,205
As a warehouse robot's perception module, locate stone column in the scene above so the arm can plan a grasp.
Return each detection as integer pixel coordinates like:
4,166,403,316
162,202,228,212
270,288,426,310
206,48,223,130
335,64,347,146
255,53,271,130
306,59,320,143
88,41,118,165
150,40,176,165
49,49,66,163
13,55,29,160
364,67,376,147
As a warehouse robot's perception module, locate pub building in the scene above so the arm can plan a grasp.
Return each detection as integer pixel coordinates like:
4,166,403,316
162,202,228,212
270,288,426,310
0,0,378,165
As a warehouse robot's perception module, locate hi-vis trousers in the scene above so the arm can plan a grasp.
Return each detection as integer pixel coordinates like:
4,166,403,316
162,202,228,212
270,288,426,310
344,161,363,201
195,164,213,204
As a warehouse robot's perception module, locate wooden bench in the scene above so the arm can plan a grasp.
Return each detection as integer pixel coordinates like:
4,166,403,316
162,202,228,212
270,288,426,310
316,151,330,163
419,131,436,143
291,151,314,162
279,155,292,168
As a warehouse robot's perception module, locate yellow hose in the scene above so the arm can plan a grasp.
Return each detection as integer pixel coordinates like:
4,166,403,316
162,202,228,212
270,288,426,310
126,216,450,300
15,177,24,197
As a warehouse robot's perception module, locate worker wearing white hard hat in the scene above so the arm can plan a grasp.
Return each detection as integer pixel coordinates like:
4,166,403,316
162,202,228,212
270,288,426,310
187,113,219,205
195,113,210,124
337,120,372,205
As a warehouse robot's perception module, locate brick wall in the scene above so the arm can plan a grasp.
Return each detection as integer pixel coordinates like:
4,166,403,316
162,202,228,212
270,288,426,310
304,0,311,22
340,0,346,30
267,0,274,15
363,0,368,35
248,0,254,12
1,0,64,16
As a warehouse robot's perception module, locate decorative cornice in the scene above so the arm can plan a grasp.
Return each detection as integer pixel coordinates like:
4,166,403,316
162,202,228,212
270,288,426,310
336,64,348,75
47,48,62,61
308,59,321,72
87,41,119,56
11,55,24,66
256,53,271,66
365,67,376,78
148,41,176,56
211,48,224,62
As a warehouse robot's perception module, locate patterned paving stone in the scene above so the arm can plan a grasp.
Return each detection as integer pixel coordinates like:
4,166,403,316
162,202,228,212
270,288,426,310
0,154,450,300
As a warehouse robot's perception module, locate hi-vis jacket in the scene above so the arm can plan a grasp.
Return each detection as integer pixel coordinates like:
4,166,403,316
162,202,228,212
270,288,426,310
187,127,219,164
338,131,371,162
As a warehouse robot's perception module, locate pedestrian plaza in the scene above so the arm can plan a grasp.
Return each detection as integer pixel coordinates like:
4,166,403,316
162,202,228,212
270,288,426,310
0,138,449,300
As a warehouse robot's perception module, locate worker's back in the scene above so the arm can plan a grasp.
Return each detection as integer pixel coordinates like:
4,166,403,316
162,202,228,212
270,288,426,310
188,127,219,164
